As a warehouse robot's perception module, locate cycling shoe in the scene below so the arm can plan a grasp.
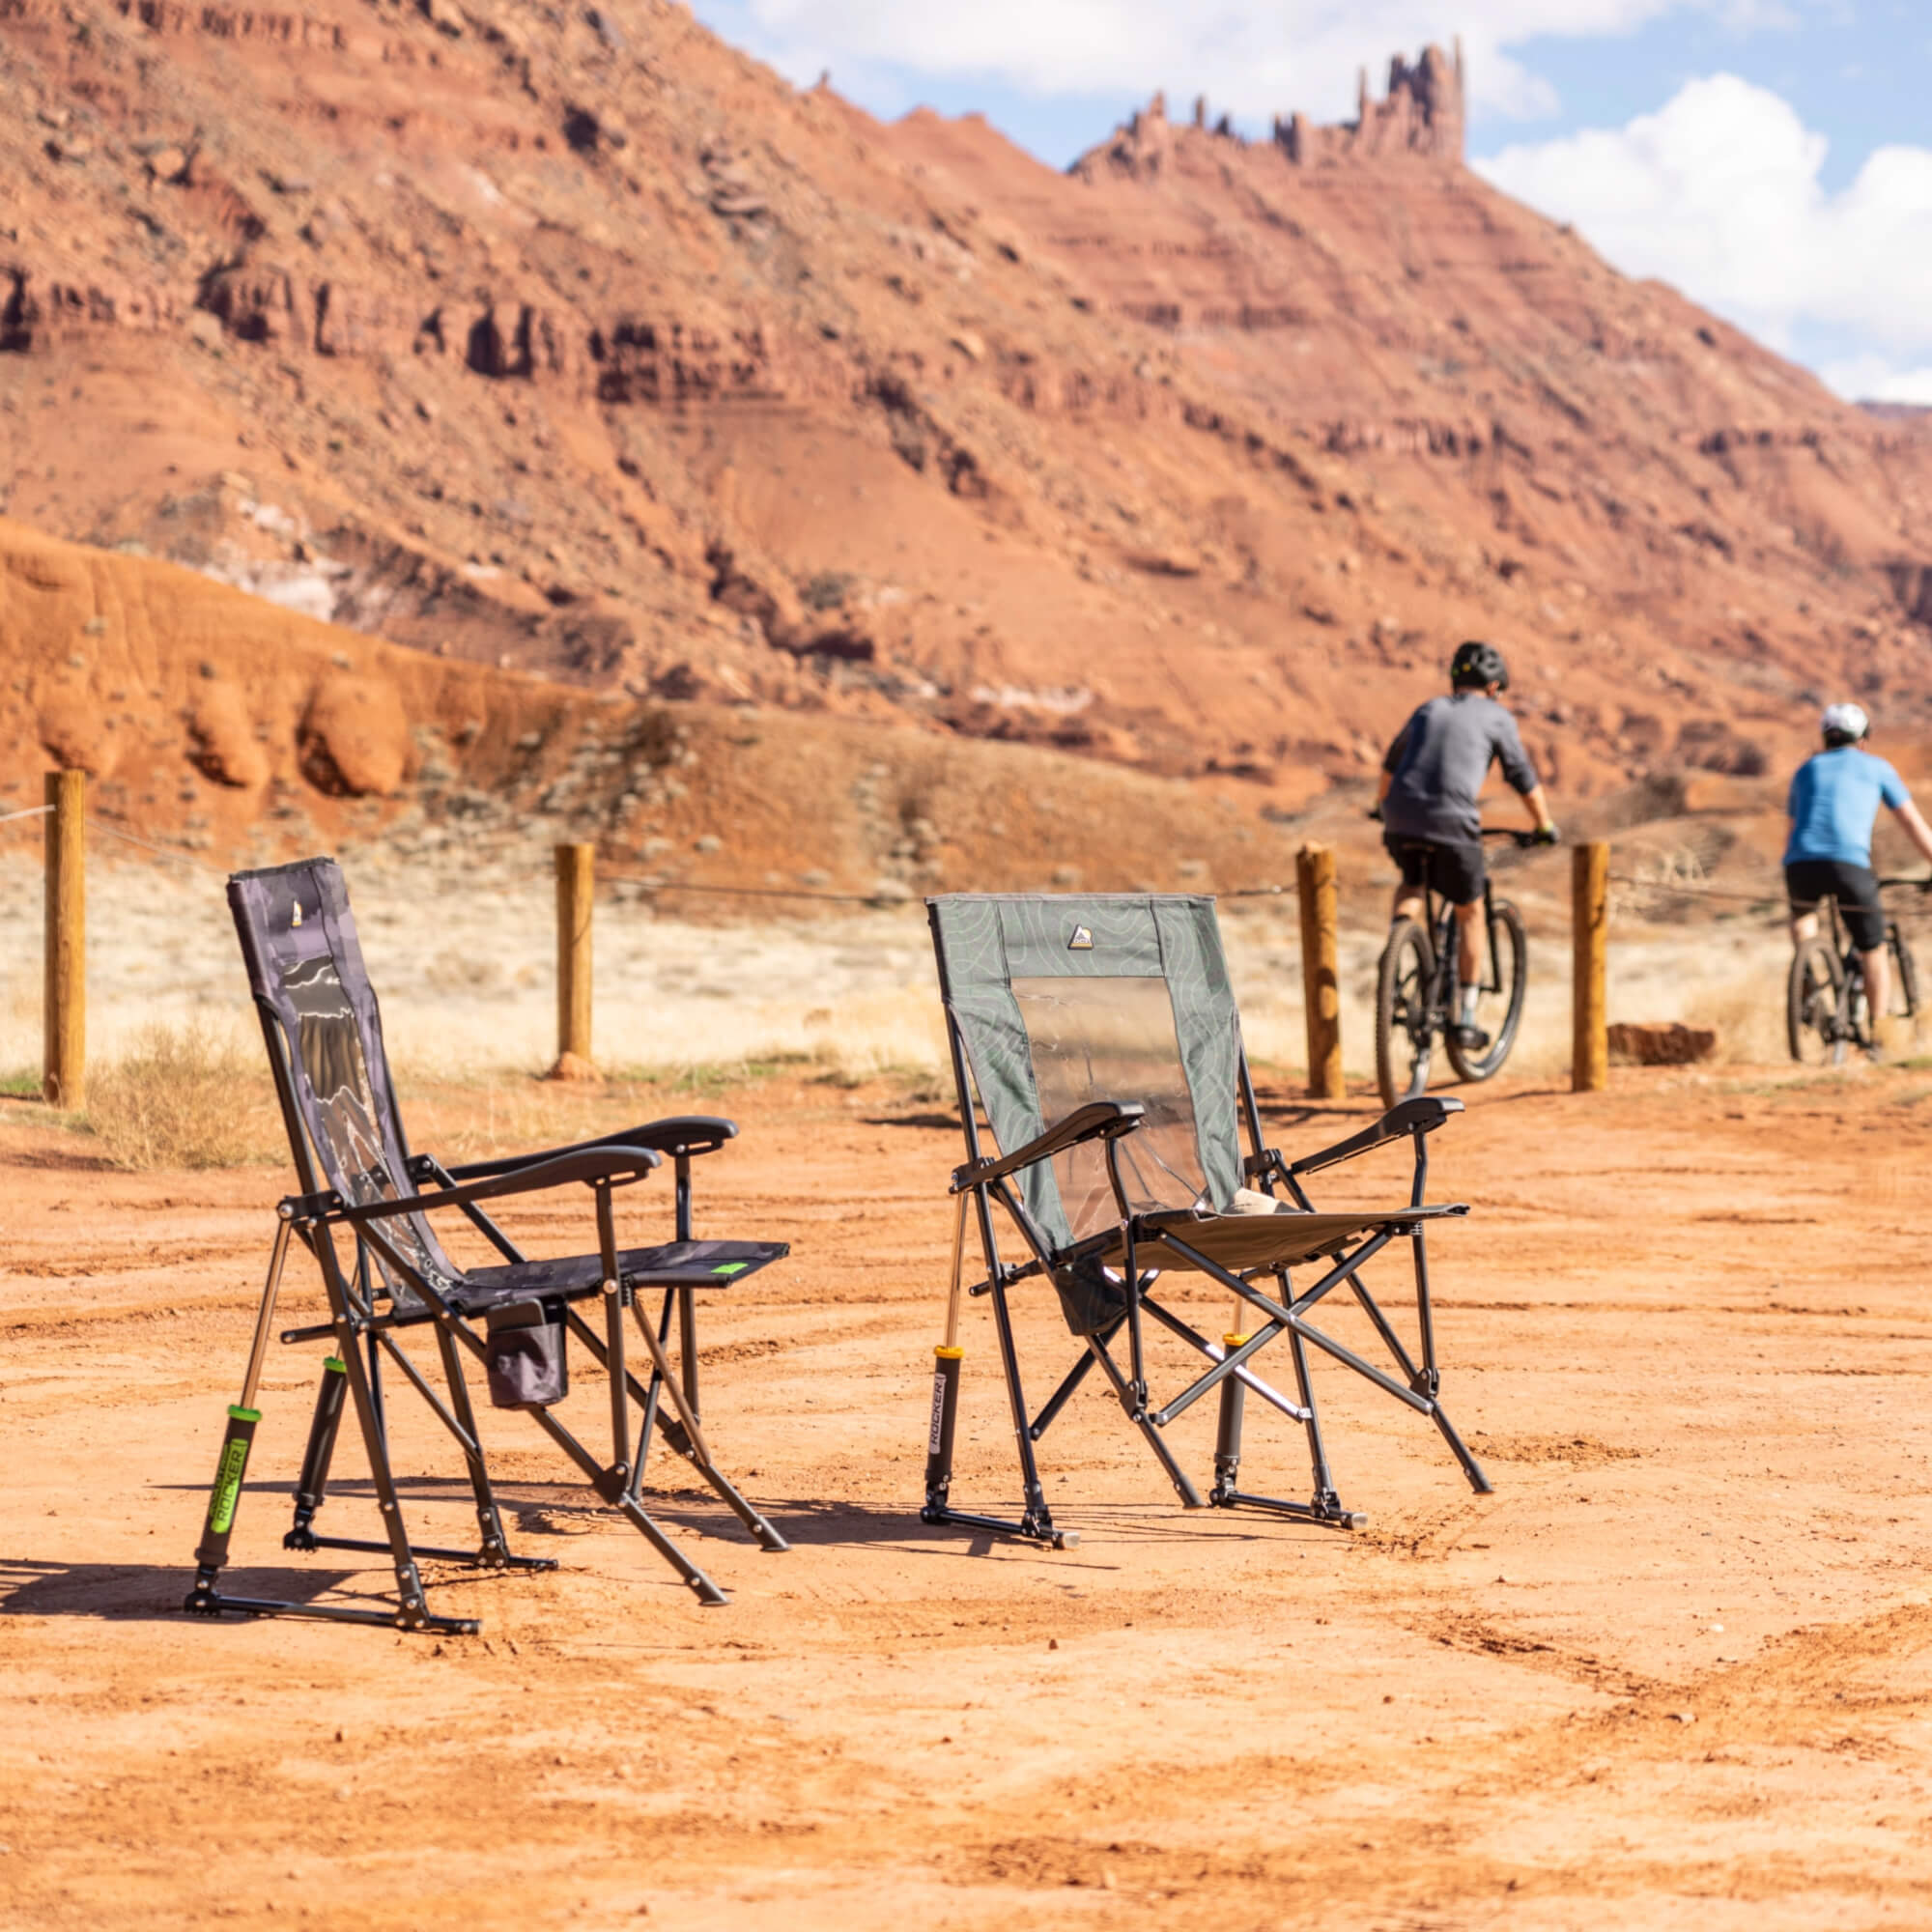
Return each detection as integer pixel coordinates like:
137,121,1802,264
1450,1023,1492,1051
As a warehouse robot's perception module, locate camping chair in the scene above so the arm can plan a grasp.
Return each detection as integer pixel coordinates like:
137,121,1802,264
185,856,789,1634
920,894,1490,1548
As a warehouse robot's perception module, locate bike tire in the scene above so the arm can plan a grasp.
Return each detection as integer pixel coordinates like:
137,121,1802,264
1376,919,1436,1111
1786,938,1844,1065
1893,925,1919,1020
1446,899,1528,1083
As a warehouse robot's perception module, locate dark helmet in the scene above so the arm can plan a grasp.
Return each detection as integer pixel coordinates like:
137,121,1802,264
1450,639,1509,692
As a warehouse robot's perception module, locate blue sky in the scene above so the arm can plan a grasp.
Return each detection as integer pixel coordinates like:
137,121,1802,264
690,1,1932,402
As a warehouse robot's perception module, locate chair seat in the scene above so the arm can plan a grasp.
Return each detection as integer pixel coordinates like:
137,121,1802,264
1093,1205,1467,1276
456,1238,788,1310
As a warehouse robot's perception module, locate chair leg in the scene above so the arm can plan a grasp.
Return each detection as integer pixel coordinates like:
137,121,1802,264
516,1399,730,1605
1428,1402,1492,1495
563,1302,788,1556
430,1321,530,1568
640,1293,788,1553
1087,1329,1205,1510
1283,1328,1362,1527
1212,1363,1246,1502
1350,1262,1492,1497
284,1354,348,1551
613,1495,730,1606
623,1290,673,1501
922,1275,1080,1549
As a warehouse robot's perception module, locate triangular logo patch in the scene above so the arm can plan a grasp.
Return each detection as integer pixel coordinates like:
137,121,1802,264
1068,924,1094,951
291,901,303,927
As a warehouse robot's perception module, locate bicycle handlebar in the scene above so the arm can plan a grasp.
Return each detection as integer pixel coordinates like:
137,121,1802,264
1875,875,1932,893
1479,827,1546,848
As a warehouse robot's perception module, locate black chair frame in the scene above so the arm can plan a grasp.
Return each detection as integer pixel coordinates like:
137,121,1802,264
185,864,787,1634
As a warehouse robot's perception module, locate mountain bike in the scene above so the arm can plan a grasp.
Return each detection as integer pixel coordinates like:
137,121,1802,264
1376,828,1536,1109
1786,877,1927,1065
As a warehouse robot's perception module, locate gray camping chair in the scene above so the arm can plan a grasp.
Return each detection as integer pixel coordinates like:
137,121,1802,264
185,857,788,1634
921,894,1489,1548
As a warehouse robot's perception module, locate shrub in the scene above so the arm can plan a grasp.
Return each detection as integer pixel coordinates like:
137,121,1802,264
88,1023,277,1171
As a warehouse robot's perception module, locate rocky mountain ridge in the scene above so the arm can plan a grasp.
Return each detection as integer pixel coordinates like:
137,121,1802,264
2,0,1930,822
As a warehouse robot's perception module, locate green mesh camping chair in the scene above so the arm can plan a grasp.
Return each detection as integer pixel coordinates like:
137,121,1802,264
921,894,1489,1548
185,857,789,1634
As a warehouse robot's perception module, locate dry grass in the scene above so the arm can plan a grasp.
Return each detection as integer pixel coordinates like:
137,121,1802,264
85,1022,280,1171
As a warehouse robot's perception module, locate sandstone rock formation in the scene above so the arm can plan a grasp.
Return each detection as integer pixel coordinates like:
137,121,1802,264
0,516,1309,895
1607,1022,1719,1066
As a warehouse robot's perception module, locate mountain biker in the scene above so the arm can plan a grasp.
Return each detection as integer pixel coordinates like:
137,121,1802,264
1377,641,1558,1049
1785,701,1932,1059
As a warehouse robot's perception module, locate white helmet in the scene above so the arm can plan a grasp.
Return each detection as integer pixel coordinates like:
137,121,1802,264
1822,701,1869,744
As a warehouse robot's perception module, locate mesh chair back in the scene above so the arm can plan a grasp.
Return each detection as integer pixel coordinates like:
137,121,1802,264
928,895,1245,1252
229,858,459,1302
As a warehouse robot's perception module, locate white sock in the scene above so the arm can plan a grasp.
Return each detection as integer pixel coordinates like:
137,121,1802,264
1460,987,1479,1026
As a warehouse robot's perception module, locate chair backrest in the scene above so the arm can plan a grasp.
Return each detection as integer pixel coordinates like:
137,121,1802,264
927,895,1247,1252
228,858,459,1301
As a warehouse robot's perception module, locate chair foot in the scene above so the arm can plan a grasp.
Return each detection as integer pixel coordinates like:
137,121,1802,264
182,1586,480,1634
612,1494,730,1604
687,1460,790,1552
1209,1487,1367,1531
921,1504,1080,1550
1426,1403,1492,1494
282,1532,560,1572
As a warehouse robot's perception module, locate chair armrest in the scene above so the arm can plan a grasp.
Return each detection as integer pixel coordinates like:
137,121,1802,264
952,1101,1145,1194
437,1117,736,1182
286,1145,664,1229
1286,1096,1463,1178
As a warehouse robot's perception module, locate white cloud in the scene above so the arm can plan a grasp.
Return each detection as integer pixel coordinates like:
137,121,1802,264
1820,356,1932,407
1474,74,1932,383
704,0,1778,128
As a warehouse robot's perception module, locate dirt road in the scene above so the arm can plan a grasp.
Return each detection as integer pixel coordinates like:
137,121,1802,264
4,1065,1931,1929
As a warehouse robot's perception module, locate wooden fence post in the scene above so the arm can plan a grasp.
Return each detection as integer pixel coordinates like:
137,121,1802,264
553,842,595,1078
1296,842,1344,1101
43,769,85,1110
1573,840,1609,1094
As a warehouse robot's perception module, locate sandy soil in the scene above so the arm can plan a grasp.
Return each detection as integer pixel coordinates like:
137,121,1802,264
5,1059,1932,1929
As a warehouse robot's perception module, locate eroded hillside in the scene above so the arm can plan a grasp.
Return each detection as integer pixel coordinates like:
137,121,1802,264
2,1,1930,814
0,516,1304,895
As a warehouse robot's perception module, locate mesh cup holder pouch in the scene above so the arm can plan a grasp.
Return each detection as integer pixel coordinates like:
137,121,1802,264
485,1298,568,1409
1051,1255,1127,1338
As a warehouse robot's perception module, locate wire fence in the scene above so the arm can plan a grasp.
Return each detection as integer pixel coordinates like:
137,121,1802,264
9,802,1927,927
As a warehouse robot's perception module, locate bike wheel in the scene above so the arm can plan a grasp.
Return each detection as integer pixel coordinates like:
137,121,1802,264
1446,899,1528,1083
1786,938,1844,1065
1892,926,1918,1020
1376,919,1437,1110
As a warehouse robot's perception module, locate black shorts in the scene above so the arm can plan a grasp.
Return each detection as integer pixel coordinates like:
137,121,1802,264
1386,835,1485,907
1785,858,1886,952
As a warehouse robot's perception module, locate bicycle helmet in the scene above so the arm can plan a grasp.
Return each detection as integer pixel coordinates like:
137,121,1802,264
1821,700,1869,747
1450,639,1509,692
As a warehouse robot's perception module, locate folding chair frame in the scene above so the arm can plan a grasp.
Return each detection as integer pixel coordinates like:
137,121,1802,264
186,906,786,1636
921,996,1492,1550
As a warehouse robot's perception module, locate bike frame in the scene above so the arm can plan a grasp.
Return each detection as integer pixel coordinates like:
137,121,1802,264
1406,845,1516,1033
1804,882,1919,1050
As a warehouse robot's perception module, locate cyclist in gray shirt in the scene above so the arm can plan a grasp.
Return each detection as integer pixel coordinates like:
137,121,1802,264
1377,641,1558,1047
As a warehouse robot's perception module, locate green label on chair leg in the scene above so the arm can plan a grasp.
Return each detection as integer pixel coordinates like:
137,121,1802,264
208,1433,252,1536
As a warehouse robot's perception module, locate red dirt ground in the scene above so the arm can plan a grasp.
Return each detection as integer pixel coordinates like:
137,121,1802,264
5,1065,1932,1928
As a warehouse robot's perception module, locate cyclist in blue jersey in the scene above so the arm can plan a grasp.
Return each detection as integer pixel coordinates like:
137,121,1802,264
1786,702,1932,1054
